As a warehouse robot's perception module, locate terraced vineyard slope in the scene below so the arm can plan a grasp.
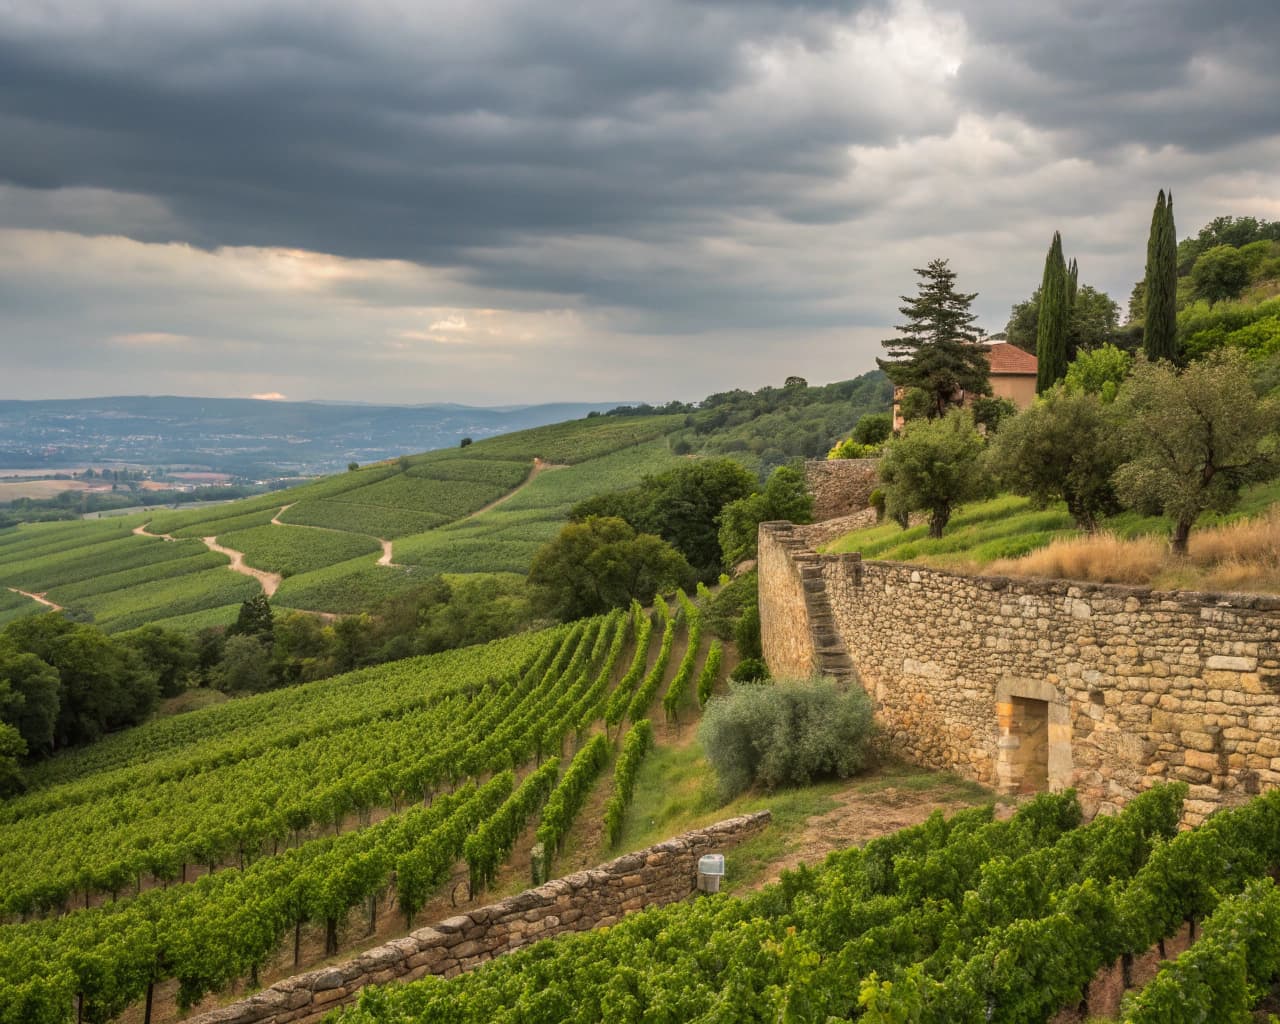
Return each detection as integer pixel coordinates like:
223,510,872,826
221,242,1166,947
0,595,723,1024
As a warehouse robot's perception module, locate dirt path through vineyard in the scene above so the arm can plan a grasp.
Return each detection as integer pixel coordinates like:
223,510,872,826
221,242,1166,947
201,535,284,597
6,586,62,612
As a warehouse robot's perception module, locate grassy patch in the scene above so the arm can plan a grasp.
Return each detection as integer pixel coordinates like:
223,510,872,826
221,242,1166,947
615,739,993,892
824,480,1280,590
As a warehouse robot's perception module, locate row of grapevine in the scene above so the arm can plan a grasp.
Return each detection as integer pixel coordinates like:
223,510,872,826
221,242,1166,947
464,760,560,896
604,720,654,847
0,627,586,915
697,639,722,707
661,590,702,721
626,605,676,723
534,734,611,879
328,785,1280,1024
604,603,653,730
575,607,634,736
0,597,670,1020
1121,876,1280,1022
0,775,511,1024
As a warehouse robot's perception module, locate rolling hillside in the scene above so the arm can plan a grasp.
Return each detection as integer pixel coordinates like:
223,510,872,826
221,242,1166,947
0,374,890,629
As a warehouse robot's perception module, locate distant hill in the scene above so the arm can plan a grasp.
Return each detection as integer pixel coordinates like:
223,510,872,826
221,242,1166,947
0,372,891,629
0,396,631,476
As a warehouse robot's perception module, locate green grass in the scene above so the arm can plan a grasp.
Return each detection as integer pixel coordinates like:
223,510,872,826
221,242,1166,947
824,478,1280,570
276,499,449,538
0,588,41,627
45,549,229,604
217,524,380,578
615,740,992,893
143,602,244,634
271,555,429,613
80,567,260,632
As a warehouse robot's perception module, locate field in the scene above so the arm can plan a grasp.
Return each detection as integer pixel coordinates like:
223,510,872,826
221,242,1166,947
0,414,688,626
824,478,1280,591
0,597,727,1024
333,782,1280,1024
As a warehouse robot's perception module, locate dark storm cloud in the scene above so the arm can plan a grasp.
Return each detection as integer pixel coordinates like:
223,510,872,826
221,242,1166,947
1,0,1279,404
950,0,1280,154
0,0,942,324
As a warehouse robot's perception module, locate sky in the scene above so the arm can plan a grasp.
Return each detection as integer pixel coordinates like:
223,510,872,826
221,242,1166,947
1,0,1278,406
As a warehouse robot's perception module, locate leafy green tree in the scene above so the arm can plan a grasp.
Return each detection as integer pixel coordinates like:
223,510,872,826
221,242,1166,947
970,395,1018,433
4,615,158,747
1036,232,1070,392
1190,245,1251,304
530,517,694,620
118,625,196,697
1063,343,1132,402
572,459,756,580
1114,351,1280,553
1144,190,1179,361
210,634,273,693
0,640,59,754
879,410,990,538
716,465,814,567
0,721,25,796
228,594,274,643
1006,285,1119,357
877,258,990,418
985,389,1122,531
852,412,893,446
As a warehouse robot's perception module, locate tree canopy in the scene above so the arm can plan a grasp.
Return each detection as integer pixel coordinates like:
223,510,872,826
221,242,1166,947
877,258,990,419
1036,232,1071,393
529,516,694,620
879,410,990,538
1113,350,1280,553
1143,190,1179,362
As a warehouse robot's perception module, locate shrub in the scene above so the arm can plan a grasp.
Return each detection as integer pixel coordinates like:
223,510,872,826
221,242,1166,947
699,677,874,801
730,657,769,683
869,488,886,523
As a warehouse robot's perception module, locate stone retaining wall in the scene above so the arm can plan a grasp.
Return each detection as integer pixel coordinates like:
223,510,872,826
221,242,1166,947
759,521,1280,825
803,458,879,521
189,811,771,1024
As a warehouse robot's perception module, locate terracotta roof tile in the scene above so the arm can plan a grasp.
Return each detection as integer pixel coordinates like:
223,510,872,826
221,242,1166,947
984,341,1038,375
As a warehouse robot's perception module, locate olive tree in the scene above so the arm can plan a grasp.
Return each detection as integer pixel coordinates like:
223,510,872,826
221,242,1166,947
879,409,990,538
1114,351,1280,554
985,388,1121,531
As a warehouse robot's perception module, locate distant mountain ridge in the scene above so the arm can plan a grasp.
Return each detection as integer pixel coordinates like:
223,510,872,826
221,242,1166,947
0,395,632,476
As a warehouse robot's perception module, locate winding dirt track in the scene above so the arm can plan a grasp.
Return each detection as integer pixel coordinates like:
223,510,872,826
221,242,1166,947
121,457,563,602
7,586,62,612
201,536,284,598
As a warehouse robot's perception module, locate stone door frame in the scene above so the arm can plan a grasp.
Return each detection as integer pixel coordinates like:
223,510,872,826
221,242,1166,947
995,677,1072,794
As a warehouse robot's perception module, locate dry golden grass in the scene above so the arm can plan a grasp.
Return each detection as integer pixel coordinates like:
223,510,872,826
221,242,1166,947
990,508,1280,593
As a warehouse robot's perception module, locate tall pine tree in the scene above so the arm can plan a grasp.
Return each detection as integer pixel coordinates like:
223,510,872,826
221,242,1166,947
1143,189,1179,362
877,258,989,419
1035,232,1069,393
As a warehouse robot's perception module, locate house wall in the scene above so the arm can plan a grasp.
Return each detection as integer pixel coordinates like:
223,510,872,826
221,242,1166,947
991,374,1037,410
759,522,1280,825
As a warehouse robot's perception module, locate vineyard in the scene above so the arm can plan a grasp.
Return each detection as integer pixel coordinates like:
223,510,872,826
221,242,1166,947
334,782,1280,1024
0,589,722,1024
0,415,686,625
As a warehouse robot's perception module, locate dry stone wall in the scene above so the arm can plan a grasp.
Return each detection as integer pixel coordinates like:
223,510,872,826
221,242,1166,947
759,522,1280,825
188,812,770,1024
804,458,879,521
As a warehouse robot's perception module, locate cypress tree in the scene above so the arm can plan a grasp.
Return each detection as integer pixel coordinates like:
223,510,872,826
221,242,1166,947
1066,257,1079,308
1143,190,1179,361
1035,232,1069,393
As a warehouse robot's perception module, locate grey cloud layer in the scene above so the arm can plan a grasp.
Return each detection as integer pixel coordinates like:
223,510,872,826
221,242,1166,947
0,0,1278,402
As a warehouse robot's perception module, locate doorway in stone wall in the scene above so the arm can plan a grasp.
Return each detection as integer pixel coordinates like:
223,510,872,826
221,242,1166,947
998,696,1050,794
